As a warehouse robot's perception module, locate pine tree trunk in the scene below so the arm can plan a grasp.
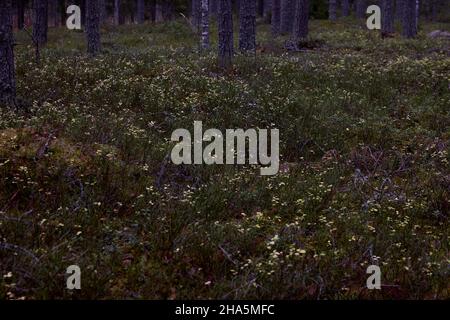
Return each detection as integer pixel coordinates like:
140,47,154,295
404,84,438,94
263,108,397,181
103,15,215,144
86,0,101,55
17,0,25,29
280,0,294,34
0,0,15,106
59,0,66,27
200,0,209,50
271,0,280,36
293,0,308,41
257,0,264,16
356,0,366,19
33,0,48,45
114,0,121,25
210,0,218,16
415,0,419,29
381,0,394,34
99,0,106,24
341,0,350,17
239,0,256,53
218,0,233,69
263,0,271,23
396,0,403,20
402,0,417,38
329,0,337,21
136,0,144,23
192,0,200,30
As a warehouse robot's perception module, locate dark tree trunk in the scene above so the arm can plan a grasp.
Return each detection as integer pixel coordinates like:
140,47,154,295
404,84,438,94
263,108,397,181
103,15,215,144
271,0,280,36
86,0,101,55
33,0,48,45
136,0,144,23
402,0,417,38
17,0,25,29
49,0,58,26
381,0,394,34
257,0,264,16
200,0,209,50
263,0,271,23
329,0,337,20
218,0,233,69
162,1,173,21
341,0,350,16
0,0,15,106
59,0,66,27
293,0,308,41
280,0,294,34
114,0,121,25
99,0,106,24
210,0,218,16
396,0,403,20
356,0,365,19
239,0,256,53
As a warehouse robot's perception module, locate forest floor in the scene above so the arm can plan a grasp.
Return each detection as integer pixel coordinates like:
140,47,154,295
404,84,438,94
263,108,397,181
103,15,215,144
0,17,449,299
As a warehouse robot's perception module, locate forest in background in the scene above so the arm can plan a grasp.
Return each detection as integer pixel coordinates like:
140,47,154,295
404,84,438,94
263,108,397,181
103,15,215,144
0,0,449,299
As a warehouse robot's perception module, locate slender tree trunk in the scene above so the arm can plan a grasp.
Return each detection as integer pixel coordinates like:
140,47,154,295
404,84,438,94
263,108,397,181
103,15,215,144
341,0,349,17
271,0,280,36
59,0,66,27
293,0,308,41
280,0,294,33
99,0,106,24
192,0,200,30
17,0,25,29
263,0,271,23
356,0,365,19
86,0,101,55
257,0,264,16
329,0,337,20
0,0,15,106
415,0,419,29
381,0,394,34
33,0,48,45
239,0,256,53
136,0,144,23
402,0,417,38
210,0,218,16
200,0,209,50
114,0,121,25
396,0,403,20
218,0,233,69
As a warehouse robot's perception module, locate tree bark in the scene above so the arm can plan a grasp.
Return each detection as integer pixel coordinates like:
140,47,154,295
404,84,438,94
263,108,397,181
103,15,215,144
239,0,256,53
17,0,25,29
200,0,209,50
0,0,15,106
381,0,394,34
86,0,101,55
341,0,350,17
329,0,337,21
210,0,218,16
271,0,280,36
280,0,294,34
263,0,271,23
402,0,417,38
136,0,145,23
218,0,233,69
396,0,403,20
114,0,122,25
33,0,48,45
293,0,308,41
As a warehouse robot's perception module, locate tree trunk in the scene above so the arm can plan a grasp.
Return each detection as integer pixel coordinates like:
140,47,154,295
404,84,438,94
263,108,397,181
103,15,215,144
356,0,365,19
17,0,25,29
381,0,394,34
114,0,121,25
257,0,264,16
415,0,419,29
263,0,271,23
99,0,106,24
59,0,66,27
33,0,48,45
329,0,337,21
293,0,308,41
192,0,200,30
280,0,294,34
341,0,350,17
136,0,144,23
218,0,233,69
200,0,209,50
271,0,280,36
239,0,256,53
86,0,101,55
402,0,417,38
396,0,403,20
0,0,15,106
210,0,218,16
